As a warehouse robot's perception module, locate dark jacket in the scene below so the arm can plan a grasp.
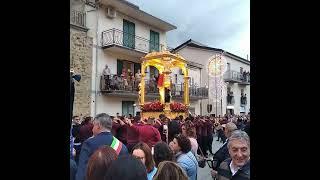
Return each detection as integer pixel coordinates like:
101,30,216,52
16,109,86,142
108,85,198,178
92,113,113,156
75,131,128,180
214,140,230,169
244,123,250,137
70,159,77,180
217,158,250,180
72,124,81,143
79,123,93,143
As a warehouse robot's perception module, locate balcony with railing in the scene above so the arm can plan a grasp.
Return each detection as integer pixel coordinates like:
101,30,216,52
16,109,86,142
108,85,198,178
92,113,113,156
70,9,88,31
101,28,169,57
224,70,250,85
100,75,208,100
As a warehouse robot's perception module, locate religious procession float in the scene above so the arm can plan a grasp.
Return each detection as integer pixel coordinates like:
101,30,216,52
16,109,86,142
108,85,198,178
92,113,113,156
138,50,190,119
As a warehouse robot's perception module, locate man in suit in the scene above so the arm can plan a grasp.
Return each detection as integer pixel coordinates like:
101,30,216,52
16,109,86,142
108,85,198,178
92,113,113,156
212,122,238,170
76,113,128,180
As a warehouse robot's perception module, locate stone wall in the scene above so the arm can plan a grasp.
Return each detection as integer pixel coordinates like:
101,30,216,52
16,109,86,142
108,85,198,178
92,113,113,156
70,28,93,117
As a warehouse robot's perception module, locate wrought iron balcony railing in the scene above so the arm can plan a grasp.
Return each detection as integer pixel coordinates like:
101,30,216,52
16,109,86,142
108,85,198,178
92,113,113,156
224,70,250,84
100,75,208,99
101,28,169,53
70,9,86,28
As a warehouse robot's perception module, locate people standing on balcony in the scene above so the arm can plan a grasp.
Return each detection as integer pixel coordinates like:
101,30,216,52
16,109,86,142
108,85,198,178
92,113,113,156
242,70,247,81
121,72,129,91
135,69,142,90
117,75,123,90
128,69,134,91
109,75,116,90
103,65,111,90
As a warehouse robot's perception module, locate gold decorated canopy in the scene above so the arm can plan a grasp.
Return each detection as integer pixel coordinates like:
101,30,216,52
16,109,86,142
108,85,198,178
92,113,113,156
139,51,190,118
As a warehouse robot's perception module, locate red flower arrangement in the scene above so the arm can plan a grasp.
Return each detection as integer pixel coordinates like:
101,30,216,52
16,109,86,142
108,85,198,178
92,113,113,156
170,102,187,112
141,101,164,112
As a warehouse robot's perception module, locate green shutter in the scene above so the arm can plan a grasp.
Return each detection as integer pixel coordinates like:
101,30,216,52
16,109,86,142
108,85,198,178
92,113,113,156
150,30,160,52
123,20,135,49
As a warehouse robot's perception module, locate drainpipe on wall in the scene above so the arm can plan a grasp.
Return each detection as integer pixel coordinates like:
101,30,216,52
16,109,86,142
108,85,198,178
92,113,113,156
94,3,100,117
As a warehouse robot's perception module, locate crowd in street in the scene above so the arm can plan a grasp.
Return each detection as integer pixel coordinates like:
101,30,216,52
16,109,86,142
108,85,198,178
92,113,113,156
70,113,250,180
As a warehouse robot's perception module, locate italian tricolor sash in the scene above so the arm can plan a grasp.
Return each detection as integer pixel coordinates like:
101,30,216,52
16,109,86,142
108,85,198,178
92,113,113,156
110,136,122,155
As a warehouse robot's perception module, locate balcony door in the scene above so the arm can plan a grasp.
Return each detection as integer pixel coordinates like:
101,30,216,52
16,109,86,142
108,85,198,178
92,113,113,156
123,19,135,49
122,101,134,117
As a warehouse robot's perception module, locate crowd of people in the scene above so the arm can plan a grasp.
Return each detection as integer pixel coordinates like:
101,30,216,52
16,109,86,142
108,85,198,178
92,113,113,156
102,65,145,91
70,113,250,180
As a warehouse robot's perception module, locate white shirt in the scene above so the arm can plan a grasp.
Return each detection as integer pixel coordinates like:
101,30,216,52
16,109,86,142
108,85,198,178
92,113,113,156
103,68,111,76
229,161,240,176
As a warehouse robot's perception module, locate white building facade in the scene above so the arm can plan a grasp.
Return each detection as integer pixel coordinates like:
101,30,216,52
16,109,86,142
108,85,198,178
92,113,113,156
173,40,250,116
84,0,177,117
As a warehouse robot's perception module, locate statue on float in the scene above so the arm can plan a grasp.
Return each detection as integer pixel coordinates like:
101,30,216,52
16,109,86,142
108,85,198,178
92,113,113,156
138,50,190,119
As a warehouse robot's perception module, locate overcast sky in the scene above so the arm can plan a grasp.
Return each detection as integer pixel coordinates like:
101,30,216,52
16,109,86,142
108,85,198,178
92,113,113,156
126,0,250,59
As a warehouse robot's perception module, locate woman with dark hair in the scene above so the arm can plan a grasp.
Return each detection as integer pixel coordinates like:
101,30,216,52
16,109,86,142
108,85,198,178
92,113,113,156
153,161,188,180
86,146,118,180
181,121,198,156
104,155,147,180
132,142,157,180
79,116,94,142
153,141,174,167
169,134,198,180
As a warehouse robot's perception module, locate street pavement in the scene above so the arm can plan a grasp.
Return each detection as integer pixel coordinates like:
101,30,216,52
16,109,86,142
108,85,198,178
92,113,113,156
197,134,224,180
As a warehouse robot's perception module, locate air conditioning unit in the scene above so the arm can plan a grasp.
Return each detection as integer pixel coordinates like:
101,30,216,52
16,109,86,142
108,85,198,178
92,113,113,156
106,6,116,19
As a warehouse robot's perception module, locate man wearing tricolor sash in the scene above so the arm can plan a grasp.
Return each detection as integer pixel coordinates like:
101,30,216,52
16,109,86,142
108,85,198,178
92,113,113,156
76,113,128,180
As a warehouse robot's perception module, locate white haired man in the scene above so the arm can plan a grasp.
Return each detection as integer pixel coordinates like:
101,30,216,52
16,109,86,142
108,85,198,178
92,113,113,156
212,130,250,180
76,113,128,180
